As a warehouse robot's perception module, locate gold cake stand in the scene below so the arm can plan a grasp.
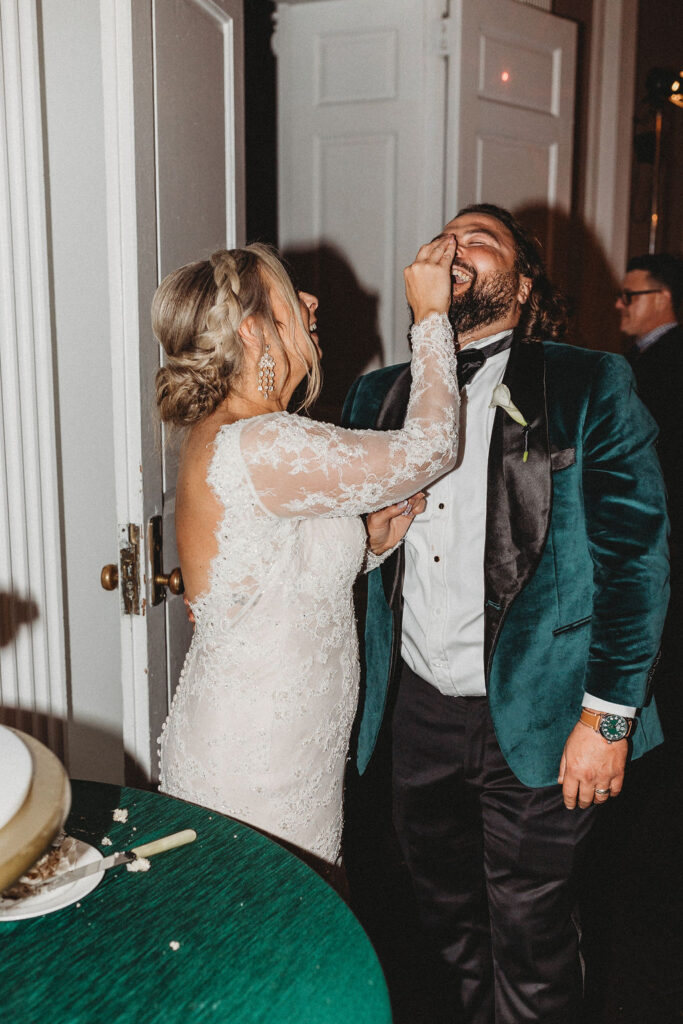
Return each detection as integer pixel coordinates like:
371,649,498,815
0,729,71,892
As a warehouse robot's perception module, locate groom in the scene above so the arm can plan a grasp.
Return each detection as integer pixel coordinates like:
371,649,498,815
343,204,669,1023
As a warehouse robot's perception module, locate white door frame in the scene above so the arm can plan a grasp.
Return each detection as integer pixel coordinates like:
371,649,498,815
99,0,153,779
582,0,638,280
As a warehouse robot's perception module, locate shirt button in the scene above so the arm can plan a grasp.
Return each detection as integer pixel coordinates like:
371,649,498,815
434,556,440,562
438,503,445,510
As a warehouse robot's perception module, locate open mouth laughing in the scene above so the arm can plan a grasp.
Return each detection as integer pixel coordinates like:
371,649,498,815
451,261,475,290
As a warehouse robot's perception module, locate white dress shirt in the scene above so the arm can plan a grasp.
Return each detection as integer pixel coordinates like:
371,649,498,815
401,330,636,717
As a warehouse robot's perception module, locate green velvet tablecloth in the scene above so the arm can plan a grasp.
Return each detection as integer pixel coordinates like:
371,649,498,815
2,781,392,1023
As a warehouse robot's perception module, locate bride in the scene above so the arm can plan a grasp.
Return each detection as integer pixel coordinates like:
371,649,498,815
155,235,459,876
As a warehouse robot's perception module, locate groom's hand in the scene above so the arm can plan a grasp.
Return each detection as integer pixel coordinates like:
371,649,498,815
557,722,627,809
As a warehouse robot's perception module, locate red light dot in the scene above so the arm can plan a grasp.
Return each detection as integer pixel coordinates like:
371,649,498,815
501,71,510,83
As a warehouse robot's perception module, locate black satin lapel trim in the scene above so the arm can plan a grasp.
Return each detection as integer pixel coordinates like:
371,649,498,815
484,338,551,666
375,366,411,604
376,366,412,430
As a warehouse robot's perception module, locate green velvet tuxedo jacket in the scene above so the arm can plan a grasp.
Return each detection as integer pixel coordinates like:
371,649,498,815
342,337,670,787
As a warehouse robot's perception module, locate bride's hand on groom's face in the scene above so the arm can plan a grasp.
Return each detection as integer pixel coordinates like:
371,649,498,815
404,235,455,323
366,493,427,554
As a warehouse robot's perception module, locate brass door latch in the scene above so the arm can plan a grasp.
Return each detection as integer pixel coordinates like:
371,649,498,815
100,523,142,615
101,518,183,611
148,515,184,606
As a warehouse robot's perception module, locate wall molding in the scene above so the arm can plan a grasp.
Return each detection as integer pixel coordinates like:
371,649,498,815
583,0,638,278
0,0,67,753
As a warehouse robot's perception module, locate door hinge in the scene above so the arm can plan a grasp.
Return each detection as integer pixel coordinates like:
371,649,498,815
119,523,142,616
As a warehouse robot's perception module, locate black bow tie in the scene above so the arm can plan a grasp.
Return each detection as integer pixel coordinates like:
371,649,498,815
456,332,514,389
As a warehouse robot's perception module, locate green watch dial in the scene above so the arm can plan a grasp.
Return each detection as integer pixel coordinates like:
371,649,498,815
599,714,629,742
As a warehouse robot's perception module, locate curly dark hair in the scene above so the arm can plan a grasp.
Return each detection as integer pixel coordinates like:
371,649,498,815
456,203,569,341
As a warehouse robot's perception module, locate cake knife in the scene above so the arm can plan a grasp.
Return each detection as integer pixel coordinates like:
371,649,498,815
38,828,197,890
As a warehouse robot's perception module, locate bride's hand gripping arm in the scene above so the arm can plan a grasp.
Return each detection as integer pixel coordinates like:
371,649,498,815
240,236,459,518
366,492,427,555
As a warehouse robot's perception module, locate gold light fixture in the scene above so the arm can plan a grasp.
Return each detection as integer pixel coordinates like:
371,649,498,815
669,71,683,109
644,68,683,253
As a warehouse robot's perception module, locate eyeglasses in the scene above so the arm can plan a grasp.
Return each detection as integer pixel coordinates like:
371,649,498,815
617,288,662,306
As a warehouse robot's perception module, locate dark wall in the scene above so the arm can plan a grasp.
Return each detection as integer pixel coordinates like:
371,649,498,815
629,0,683,258
244,1,278,245
549,0,622,351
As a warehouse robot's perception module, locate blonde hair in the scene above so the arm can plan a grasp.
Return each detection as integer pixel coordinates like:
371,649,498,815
153,243,321,426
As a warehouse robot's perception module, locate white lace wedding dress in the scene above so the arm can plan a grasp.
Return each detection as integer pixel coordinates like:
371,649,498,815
159,313,458,867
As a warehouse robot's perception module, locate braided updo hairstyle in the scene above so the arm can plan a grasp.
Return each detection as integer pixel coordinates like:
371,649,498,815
153,243,321,426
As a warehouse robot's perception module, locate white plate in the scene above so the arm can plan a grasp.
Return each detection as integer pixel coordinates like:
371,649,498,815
0,839,103,921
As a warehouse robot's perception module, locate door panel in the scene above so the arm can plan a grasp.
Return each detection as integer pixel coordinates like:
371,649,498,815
276,0,447,375
147,0,246,773
154,0,242,276
446,0,577,277
276,0,576,377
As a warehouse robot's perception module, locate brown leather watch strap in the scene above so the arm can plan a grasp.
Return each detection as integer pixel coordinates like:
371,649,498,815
580,707,633,738
579,708,604,731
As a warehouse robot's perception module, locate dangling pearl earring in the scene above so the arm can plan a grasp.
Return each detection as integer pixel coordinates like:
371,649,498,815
257,344,275,398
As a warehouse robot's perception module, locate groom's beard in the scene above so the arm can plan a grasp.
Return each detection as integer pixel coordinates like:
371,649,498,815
448,262,519,337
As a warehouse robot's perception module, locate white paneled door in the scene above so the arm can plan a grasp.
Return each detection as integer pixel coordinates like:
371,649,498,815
4,0,245,785
276,0,448,372
445,0,577,282
276,0,576,367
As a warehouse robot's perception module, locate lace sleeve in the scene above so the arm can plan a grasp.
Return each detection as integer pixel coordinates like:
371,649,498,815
363,543,399,574
238,313,459,518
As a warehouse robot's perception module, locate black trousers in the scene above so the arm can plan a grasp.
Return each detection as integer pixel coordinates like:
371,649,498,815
392,662,596,1024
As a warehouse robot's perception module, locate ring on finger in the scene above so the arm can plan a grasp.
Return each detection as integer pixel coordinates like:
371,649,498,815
595,788,610,796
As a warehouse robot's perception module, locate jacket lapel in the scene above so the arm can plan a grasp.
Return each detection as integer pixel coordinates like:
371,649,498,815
484,337,551,673
375,365,411,430
375,365,412,607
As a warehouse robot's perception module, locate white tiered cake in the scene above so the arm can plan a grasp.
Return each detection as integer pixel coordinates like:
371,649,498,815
0,726,34,830
0,725,71,892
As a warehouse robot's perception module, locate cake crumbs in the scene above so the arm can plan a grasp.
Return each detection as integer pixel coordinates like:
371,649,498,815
113,808,128,823
169,941,180,951
101,837,112,846
126,857,151,873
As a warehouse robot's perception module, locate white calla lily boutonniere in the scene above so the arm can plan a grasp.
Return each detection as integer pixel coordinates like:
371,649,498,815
490,384,530,462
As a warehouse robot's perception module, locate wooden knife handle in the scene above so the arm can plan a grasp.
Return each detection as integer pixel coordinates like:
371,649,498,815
131,829,197,859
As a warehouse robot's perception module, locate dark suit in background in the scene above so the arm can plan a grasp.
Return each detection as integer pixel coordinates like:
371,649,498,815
628,324,683,563
628,323,683,748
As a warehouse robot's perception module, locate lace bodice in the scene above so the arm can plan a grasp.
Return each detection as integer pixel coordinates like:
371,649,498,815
159,313,458,866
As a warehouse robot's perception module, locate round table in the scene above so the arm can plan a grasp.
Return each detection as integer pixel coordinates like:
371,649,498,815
1,781,392,1023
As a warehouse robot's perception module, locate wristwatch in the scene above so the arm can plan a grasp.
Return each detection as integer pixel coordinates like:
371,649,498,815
580,707,633,743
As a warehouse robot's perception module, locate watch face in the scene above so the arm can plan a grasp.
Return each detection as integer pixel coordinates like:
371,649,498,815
599,714,629,742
